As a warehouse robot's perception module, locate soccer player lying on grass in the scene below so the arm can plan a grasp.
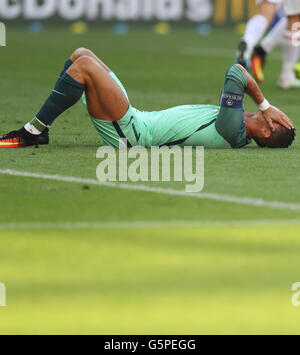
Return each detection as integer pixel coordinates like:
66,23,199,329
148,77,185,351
0,48,295,149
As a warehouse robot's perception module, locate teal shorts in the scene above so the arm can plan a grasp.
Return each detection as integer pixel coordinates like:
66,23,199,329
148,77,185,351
82,72,230,149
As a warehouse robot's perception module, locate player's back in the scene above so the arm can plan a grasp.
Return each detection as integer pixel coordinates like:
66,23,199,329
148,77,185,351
138,104,231,148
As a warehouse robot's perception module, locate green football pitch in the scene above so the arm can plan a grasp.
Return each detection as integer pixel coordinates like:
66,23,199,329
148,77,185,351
0,27,300,335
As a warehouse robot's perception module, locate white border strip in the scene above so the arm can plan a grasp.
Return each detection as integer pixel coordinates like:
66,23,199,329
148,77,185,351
1,169,300,211
1,220,300,230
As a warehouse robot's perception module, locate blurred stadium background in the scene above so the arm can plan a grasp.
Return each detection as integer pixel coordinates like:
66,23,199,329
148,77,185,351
1,0,300,335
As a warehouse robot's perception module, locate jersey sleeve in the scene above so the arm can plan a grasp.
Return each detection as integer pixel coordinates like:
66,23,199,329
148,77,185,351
215,64,251,148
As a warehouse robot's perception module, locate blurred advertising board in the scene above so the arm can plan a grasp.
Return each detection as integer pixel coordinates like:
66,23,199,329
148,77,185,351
0,0,258,25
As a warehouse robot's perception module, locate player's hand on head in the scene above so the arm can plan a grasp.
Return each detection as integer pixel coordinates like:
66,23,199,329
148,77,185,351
262,106,294,131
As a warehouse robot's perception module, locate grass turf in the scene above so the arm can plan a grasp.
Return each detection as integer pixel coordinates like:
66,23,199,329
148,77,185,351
1,226,300,335
0,27,300,334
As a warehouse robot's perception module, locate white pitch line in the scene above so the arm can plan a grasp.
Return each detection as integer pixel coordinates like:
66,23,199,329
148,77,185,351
1,168,300,211
1,220,300,230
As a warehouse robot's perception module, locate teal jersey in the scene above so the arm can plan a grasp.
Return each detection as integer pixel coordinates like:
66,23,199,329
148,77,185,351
82,70,249,149
138,104,231,148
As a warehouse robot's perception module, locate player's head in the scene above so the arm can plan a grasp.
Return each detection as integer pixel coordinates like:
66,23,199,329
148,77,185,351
245,111,296,148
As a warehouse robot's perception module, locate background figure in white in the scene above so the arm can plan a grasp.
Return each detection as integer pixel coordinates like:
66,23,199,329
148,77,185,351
236,0,283,70
277,0,300,89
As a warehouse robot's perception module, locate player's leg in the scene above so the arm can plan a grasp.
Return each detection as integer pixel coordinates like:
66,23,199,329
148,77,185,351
0,50,129,148
252,16,288,82
236,0,281,70
0,56,75,148
70,47,111,73
260,16,288,54
70,48,130,110
67,55,129,121
278,2,300,89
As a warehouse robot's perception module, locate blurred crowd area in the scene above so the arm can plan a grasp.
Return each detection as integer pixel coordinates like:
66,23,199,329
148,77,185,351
0,0,258,26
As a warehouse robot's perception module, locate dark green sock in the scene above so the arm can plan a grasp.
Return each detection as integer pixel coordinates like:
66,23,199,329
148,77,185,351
59,58,73,78
29,58,77,130
32,71,85,129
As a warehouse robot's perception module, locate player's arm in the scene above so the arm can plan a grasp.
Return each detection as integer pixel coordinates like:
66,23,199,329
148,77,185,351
238,65,294,131
216,64,293,148
215,64,251,148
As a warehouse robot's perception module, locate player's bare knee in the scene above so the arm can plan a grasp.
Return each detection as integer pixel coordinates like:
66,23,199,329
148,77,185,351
71,47,93,62
71,56,98,79
67,56,94,82
74,55,94,68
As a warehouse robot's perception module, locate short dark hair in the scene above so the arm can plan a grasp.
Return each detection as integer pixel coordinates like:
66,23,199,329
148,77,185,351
254,126,296,148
